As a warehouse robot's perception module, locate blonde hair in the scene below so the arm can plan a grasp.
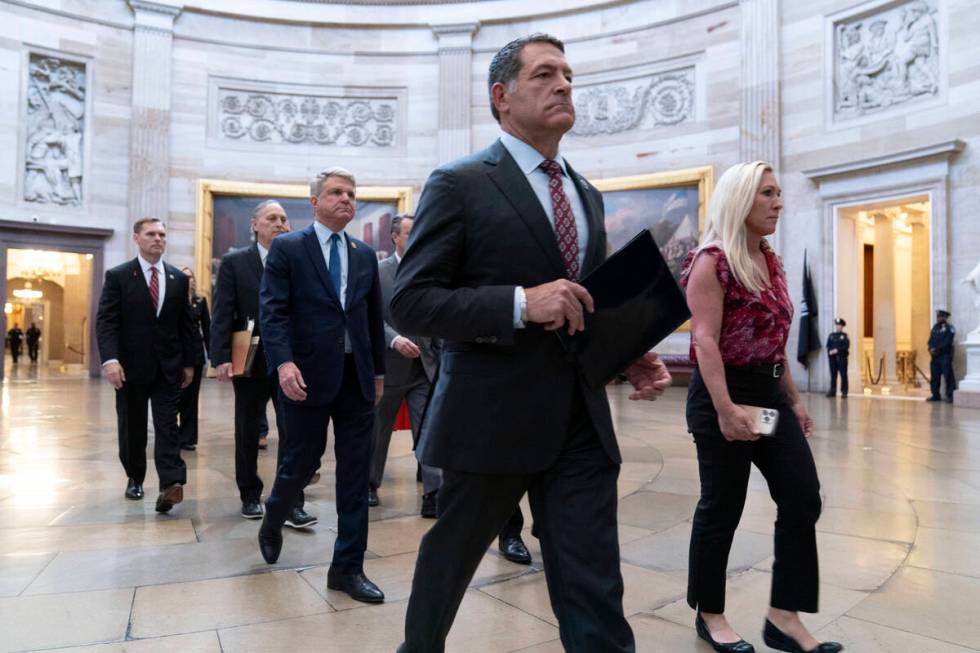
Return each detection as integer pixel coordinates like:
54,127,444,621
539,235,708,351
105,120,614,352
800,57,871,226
699,161,773,293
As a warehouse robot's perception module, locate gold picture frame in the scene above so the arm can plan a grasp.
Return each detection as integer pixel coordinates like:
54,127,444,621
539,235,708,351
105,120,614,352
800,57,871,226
592,166,713,332
195,179,412,304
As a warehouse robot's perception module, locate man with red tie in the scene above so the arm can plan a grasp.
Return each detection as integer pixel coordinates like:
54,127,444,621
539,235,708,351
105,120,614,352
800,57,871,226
96,218,196,512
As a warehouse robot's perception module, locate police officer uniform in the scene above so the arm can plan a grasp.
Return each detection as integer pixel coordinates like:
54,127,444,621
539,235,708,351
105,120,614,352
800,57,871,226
928,309,956,402
826,318,850,397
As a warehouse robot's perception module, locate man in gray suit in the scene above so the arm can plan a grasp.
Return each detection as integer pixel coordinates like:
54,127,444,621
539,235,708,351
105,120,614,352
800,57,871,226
369,215,442,515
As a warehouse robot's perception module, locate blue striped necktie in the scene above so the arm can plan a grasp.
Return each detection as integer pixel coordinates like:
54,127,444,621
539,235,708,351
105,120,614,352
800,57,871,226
328,233,342,298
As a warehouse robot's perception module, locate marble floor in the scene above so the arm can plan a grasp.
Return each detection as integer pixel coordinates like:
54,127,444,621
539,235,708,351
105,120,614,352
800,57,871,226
1,367,979,652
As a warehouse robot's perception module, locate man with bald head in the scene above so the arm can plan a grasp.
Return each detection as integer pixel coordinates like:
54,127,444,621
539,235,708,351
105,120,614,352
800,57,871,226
210,200,315,525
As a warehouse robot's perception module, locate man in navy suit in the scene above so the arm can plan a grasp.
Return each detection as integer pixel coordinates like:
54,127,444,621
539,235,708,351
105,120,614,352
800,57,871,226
257,167,387,604
96,218,196,513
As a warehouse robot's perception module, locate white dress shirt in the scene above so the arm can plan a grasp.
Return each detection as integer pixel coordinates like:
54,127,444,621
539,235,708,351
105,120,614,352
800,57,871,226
313,220,352,352
499,132,590,327
137,254,166,317
257,242,269,267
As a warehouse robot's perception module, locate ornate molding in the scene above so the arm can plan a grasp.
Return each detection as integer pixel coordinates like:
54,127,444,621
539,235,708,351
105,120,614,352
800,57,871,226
833,0,941,120
24,53,86,207
214,84,399,148
571,67,695,137
802,139,964,182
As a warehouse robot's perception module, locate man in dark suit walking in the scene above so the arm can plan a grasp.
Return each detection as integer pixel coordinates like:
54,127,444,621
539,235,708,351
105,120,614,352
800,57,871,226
26,323,41,363
369,215,442,515
258,167,387,604
392,34,672,652
210,200,317,524
96,218,196,512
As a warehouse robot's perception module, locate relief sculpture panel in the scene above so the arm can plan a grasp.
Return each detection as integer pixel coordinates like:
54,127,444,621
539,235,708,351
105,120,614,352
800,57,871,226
572,67,695,137
24,53,86,206
215,86,398,148
834,0,940,119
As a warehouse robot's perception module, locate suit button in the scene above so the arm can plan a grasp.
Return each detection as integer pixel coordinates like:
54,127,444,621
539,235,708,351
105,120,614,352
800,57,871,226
475,337,485,343
489,337,497,343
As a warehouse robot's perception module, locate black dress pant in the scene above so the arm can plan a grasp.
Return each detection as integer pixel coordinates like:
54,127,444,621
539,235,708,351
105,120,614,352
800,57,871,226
10,344,20,363
401,384,633,653
28,342,39,362
115,368,186,490
178,364,204,446
828,355,848,396
930,355,955,399
265,356,373,572
686,368,822,614
232,373,300,506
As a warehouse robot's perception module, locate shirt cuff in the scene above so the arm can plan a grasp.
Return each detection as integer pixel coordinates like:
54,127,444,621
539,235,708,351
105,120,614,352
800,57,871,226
102,359,119,367
513,286,527,329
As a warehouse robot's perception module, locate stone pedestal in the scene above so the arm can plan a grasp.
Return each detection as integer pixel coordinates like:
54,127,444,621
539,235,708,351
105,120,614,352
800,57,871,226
954,332,980,408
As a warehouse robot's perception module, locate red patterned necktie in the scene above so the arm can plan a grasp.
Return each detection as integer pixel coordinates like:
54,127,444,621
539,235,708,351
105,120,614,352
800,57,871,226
148,266,159,313
540,158,580,280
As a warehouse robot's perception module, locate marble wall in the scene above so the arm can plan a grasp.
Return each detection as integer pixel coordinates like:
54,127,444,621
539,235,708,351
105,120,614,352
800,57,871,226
0,0,976,387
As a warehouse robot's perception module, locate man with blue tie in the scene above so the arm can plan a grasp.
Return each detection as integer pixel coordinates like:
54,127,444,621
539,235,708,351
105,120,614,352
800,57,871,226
257,167,387,604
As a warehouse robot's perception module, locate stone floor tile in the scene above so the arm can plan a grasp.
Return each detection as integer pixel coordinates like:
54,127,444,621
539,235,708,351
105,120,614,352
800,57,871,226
0,588,133,652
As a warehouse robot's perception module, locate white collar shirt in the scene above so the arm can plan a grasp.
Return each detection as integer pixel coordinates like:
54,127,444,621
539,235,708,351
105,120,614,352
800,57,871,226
313,221,352,352
256,242,269,267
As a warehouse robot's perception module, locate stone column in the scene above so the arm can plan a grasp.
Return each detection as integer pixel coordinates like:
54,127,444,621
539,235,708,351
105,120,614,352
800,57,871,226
127,1,181,237
909,214,931,369
431,22,479,164
873,212,898,383
739,0,780,169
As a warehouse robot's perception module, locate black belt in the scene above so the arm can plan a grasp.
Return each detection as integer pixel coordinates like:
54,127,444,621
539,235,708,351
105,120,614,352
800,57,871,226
727,363,785,378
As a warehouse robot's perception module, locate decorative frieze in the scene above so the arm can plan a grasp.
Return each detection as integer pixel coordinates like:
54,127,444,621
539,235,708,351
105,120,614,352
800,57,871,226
571,67,695,137
215,88,398,148
24,53,86,206
833,0,940,119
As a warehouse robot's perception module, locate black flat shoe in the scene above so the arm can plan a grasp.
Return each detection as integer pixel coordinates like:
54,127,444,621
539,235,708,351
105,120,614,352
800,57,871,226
327,568,384,603
125,478,144,500
763,619,842,653
258,517,282,564
695,613,755,653
367,486,380,507
499,536,532,565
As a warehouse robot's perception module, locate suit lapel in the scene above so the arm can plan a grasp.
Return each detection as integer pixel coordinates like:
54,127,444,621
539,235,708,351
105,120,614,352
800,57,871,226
344,236,361,311
247,244,264,287
302,224,342,307
485,141,567,279
566,162,604,274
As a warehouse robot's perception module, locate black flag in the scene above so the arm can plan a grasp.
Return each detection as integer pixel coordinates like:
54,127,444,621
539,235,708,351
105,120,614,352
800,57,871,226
797,250,820,367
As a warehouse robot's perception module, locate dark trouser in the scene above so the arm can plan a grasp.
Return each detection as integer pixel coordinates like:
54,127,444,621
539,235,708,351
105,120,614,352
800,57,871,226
115,368,186,490
930,355,955,399
178,364,204,446
828,355,848,396
10,344,20,363
370,368,431,490
686,368,822,614
28,342,39,362
265,356,373,572
401,384,633,653
233,373,301,506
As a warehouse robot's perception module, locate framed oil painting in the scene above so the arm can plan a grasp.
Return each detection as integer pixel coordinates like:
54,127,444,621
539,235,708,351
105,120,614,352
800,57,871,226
195,179,412,302
591,166,713,283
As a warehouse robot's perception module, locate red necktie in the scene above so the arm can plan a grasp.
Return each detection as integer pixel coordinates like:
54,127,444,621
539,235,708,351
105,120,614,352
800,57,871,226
149,266,159,313
540,159,580,280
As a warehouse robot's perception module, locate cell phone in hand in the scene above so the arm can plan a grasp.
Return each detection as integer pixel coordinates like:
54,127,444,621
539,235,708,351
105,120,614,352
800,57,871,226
735,404,779,437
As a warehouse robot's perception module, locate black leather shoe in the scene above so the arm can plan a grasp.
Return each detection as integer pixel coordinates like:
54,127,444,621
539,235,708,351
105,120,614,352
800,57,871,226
499,536,532,564
155,483,183,513
125,478,144,500
927,395,941,401
180,443,196,451
420,491,438,518
326,568,384,603
284,507,317,529
241,500,264,519
824,392,835,398
695,613,755,653
258,517,282,564
763,619,842,653
367,486,380,507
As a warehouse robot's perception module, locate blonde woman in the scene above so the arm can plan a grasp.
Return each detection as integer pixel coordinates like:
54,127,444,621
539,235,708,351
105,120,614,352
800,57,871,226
680,162,842,653
178,266,210,451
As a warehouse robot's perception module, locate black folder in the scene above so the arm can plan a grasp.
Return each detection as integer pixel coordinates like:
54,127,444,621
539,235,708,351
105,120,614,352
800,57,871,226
558,230,691,389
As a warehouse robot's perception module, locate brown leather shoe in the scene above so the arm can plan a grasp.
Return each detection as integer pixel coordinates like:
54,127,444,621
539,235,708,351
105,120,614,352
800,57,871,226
155,483,184,513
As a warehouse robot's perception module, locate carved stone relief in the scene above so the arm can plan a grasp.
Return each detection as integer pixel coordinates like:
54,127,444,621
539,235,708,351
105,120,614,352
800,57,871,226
572,67,694,137
834,0,940,119
24,54,86,206
216,87,397,147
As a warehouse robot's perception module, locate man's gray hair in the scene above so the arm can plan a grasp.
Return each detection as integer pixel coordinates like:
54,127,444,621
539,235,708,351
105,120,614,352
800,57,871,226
311,167,357,196
251,199,284,220
390,213,413,242
487,33,565,122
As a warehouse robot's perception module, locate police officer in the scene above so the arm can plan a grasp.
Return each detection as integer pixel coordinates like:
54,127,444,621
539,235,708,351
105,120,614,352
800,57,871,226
927,309,956,402
6,323,23,364
826,318,850,398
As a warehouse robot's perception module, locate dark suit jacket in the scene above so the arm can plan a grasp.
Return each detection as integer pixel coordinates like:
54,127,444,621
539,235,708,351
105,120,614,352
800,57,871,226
188,295,210,367
378,254,438,387
96,258,196,385
391,139,616,474
210,244,270,378
260,224,386,405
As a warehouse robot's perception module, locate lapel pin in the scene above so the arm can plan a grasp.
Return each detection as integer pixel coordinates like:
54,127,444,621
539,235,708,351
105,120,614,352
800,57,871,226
351,242,358,249
169,274,175,279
